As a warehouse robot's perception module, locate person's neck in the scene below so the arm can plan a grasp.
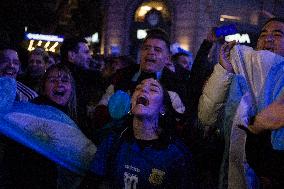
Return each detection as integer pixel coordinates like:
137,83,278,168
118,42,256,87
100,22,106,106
133,117,159,140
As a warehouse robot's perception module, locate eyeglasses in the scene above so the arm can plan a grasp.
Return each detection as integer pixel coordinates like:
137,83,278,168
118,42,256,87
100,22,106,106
46,76,71,83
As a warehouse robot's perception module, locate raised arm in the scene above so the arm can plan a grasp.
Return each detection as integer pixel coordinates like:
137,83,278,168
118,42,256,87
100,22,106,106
248,93,284,134
198,41,236,126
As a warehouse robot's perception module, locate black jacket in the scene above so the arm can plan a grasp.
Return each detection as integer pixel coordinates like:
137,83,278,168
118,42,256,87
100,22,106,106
246,131,284,188
63,62,105,139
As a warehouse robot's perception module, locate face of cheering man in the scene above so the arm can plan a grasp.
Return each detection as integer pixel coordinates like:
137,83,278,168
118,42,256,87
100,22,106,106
0,49,20,79
69,42,92,70
256,20,284,57
140,38,170,73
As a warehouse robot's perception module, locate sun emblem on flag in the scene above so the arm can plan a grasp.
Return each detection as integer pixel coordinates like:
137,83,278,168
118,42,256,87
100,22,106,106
25,121,56,144
148,168,165,186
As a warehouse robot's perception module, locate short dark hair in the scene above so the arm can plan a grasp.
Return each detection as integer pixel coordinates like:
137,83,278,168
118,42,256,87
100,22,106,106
0,43,19,63
60,37,87,62
0,41,18,52
262,17,284,28
143,28,171,52
29,47,50,64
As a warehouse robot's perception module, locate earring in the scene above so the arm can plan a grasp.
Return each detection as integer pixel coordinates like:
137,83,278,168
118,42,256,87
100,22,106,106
160,112,165,116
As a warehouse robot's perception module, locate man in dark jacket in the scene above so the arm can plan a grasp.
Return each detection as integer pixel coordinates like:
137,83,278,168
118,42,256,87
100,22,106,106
60,37,104,139
94,29,186,132
99,29,186,113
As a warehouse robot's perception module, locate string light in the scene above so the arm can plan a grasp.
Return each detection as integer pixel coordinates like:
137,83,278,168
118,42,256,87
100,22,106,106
49,42,59,53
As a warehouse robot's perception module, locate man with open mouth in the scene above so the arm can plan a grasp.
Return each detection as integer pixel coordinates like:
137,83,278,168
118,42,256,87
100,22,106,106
0,44,38,102
96,29,186,130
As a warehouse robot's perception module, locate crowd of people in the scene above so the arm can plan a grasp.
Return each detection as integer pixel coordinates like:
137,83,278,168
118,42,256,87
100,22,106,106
0,17,283,189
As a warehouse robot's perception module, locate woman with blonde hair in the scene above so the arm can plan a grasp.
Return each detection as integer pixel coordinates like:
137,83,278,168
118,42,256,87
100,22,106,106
34,63,77,122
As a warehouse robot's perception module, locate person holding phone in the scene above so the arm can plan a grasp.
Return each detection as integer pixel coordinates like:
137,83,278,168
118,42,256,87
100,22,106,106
198,17,284,189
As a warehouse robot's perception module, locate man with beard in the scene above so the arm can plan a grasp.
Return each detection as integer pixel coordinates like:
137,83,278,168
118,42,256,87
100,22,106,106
0,45,38,101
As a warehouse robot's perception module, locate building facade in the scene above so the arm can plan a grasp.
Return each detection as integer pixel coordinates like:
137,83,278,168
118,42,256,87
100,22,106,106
100,0,284,57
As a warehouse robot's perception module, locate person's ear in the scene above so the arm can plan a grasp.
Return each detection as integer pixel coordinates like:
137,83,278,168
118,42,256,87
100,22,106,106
166,52,171,62
68,51,76,63
164,52,171,66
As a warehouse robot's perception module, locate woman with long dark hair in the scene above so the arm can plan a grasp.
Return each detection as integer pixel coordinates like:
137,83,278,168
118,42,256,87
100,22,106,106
82,78,196,189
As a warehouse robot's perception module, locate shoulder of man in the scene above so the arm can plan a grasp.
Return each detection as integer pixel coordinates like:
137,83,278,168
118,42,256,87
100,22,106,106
112,64,139,90
16,81,38,102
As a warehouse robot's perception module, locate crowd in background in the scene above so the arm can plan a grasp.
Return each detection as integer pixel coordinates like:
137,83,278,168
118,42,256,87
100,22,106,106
0,17,283,189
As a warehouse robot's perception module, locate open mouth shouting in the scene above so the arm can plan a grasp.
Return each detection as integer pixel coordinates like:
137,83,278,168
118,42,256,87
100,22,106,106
44,74,72,105
3,68,17,78
53,90,66,97
145,57,156,64
49,88,70,106
136,96,149,106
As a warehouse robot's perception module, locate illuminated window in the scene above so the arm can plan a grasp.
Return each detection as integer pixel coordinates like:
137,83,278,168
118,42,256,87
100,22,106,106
137,29,147,39
135,1,170,22
85,32,99,44
92,33,99,43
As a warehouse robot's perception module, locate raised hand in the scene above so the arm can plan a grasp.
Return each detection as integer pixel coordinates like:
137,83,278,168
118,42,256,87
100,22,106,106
206,28,218,43
206,27,225,43
219,41,236,73
248,93,284,134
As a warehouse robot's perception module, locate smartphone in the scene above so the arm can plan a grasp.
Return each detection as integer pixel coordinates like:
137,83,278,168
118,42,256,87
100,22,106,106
215,24,238,37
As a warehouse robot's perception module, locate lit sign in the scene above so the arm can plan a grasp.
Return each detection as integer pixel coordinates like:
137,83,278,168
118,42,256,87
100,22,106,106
137,29,147,39
49,42,59,53
225,33,251,44
25,33,64,42
27,40,60,52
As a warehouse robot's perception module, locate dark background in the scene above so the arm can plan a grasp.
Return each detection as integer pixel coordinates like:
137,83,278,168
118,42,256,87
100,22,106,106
0,0,103,45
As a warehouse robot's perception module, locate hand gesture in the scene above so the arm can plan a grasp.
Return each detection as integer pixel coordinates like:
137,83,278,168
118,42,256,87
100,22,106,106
206,28,218,43
248,93,284,134
206,27,225,43
219,41,236,73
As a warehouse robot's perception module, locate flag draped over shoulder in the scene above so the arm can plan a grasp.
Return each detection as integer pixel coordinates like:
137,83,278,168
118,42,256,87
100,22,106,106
0,77,97,175
220,45,284,189
258,61,284,150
